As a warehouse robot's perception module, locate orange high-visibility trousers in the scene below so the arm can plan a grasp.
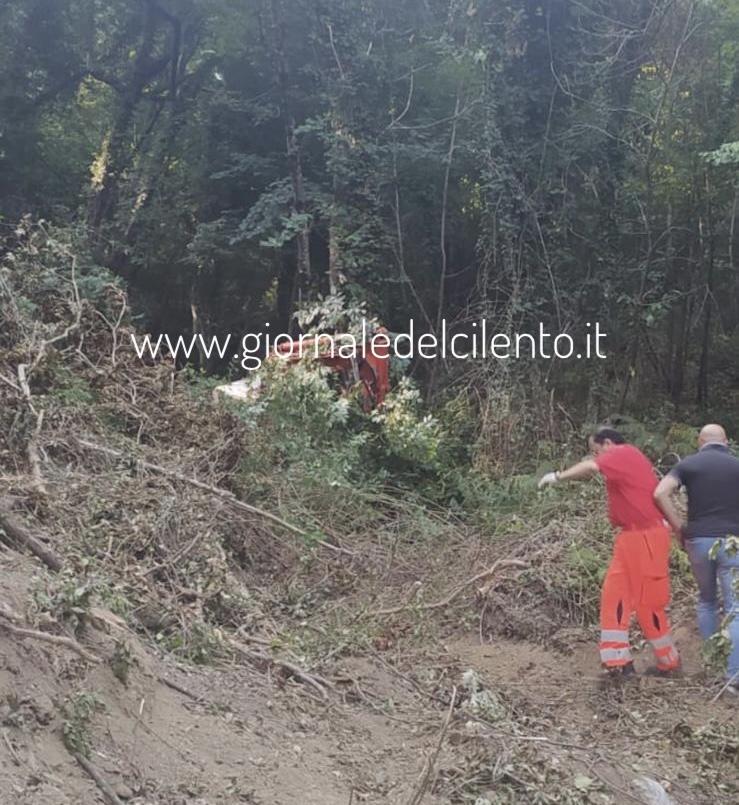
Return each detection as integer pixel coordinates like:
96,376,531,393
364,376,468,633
599,524,680,671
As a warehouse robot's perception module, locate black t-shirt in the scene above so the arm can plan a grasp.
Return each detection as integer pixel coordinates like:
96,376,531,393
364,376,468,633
669,444,739,539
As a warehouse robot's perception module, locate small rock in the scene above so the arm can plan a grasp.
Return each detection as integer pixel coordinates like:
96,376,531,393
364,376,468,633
631,777,675,805
115,783,134,800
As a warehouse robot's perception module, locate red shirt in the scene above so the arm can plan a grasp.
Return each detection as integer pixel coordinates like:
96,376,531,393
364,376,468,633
594,444,664,530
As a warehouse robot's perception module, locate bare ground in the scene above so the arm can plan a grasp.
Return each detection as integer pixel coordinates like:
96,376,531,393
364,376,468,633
1,546,736,805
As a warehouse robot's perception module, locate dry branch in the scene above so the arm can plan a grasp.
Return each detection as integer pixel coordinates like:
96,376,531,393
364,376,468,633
158,675,203,702
228,638,334,701
9,245,84,497
16,364,48,497
73,753,125,805
0,498,64,571
75,438,352,556
368,559,529,617
0,616,99,663
405,685,456,805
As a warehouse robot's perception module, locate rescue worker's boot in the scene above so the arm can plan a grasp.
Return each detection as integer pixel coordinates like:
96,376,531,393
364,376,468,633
600,661,636,689
642,663,683,679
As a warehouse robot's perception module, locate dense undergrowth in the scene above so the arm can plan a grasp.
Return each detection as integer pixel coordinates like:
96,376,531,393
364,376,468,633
2,220,738,805
0,220,705,660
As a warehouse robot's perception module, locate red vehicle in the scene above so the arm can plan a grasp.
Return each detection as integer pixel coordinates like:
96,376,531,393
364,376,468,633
215,327,390,410
271,327,390,410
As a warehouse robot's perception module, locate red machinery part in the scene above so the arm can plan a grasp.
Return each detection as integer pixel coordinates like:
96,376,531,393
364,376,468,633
270,327,390,409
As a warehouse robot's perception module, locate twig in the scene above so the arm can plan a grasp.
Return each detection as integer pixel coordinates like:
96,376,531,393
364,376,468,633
94,285,127,367
368,559,528,616
326,23,345,80
0,616,99,663
387,69,415,129
405,686,456,805
74,438,353,556
710,670,739,703
73,753,125,805
0,498,64,571
16,365,48,497
158,675,202,702
2,729,21,765
228,638,334,701
0,372,21,393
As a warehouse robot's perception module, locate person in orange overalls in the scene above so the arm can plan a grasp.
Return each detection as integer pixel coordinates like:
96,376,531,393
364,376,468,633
538,427,680,678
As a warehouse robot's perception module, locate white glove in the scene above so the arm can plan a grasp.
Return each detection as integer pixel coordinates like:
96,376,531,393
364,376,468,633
537,471,560,489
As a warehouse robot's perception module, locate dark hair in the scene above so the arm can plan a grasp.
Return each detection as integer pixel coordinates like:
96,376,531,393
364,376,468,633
591,427,626,445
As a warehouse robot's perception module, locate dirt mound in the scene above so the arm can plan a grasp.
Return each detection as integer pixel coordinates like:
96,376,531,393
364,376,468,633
0,553,429,804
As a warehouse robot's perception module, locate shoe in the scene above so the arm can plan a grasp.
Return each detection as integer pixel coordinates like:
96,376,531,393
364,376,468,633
598,662,636,691
603,661,637,680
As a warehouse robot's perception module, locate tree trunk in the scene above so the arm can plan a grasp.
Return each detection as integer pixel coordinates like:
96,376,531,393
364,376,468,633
697,171,715,406
88,1,179,235
268,0,311,303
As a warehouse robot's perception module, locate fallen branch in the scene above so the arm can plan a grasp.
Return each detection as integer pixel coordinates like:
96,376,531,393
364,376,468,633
0,498,64,571
710,670,739,703
75,439,352,556
2,729,21,766
16,365,48,497
158,675,203,702
368,559,529,617
405,685,456,805
73,753,125,805
228,638,334,701
0,617,99,663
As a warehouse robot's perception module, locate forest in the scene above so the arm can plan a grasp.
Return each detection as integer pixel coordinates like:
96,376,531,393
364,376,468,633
0,2,738,804
3,0,739,415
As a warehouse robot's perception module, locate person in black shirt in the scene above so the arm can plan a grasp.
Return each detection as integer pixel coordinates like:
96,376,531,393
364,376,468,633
654,424,739,694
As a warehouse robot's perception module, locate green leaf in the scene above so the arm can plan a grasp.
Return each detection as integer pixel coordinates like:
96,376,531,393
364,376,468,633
574,774,594,791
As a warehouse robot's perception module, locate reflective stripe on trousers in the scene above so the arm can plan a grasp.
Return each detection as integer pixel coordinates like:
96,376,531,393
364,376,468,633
651,634,679,669
599,646,633,664
600,629,629,643
599,629,631,665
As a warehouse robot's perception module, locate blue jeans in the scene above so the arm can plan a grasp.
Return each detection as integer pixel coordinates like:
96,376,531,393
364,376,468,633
685,536,739,681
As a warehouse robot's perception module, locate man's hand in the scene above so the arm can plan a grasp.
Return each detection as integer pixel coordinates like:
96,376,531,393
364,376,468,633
537,471,559,489
653,473,685,548
675,524,688,549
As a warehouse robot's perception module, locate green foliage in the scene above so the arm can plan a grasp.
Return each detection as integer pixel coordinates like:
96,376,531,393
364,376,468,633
295,292,378,338
2,0,739,418
46,364,96,408
1,220,120,331
157,620,224,665
702,628,733,676
665,423,699,460
61,692,103,758
370,378,443,471
32,568,100,635
701,141,739,165
110,640,134,687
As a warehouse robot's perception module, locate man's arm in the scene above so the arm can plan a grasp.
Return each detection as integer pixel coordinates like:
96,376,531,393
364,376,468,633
559,459,599,481
653,473,685,540
538,459,599,488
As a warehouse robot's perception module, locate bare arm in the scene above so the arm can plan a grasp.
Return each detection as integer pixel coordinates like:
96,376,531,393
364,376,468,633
653,473,684,539
539,459,599,488
559,459,599,482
